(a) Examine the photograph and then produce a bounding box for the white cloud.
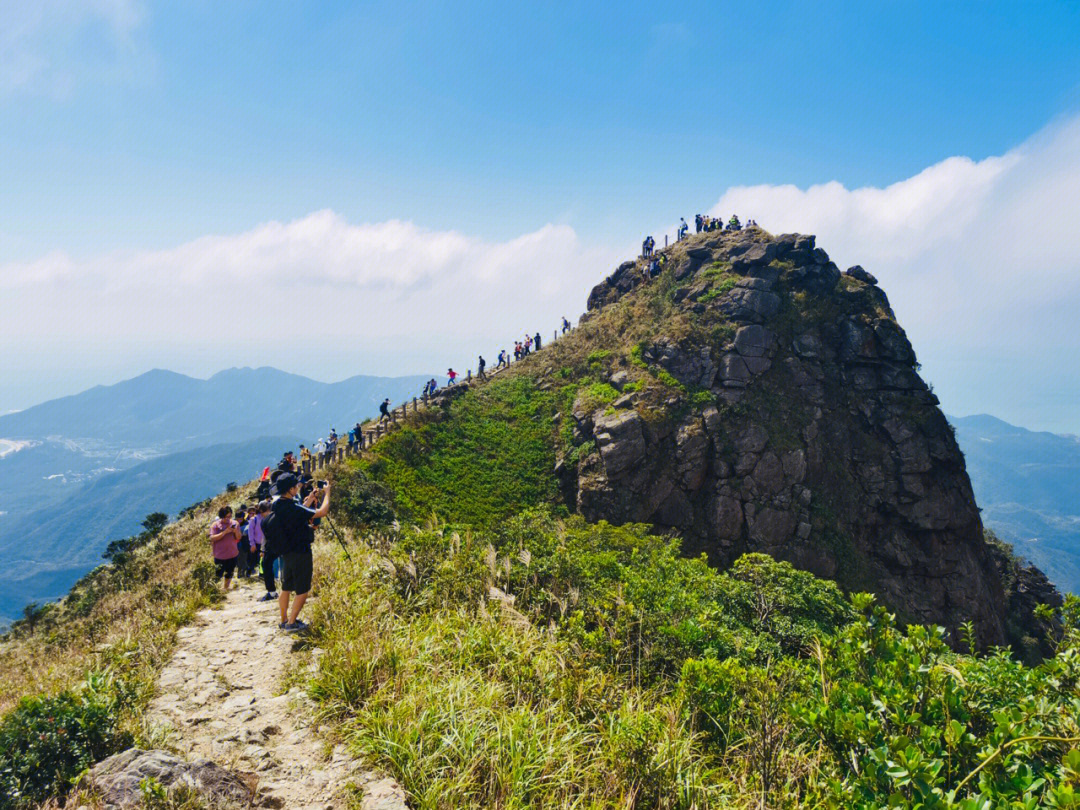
[708,115,1080,432]
[1,212,616,387]
[0,0,147,98]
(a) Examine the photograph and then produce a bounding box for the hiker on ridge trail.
[209,506,241,593]
[379,398,391,423]
[562,317,570,334]
[534,332,541,351]
[299,445,311,471]
[248,502,267,582]
[267,473,330,633]
[478,356,487,379]
[448,368,458,385]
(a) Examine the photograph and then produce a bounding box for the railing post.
[413,396,417,412]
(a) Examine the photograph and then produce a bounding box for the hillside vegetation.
[1,231,1075,809]
[0,493,234,807]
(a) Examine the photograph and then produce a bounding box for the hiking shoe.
[292,619,309,630]
[282,622,307,633]
[259,592,277,602]
[278,621,289,630]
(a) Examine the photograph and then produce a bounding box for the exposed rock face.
[82,749,251,808]
[572,228,1053,647]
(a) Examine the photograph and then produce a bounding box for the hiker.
[255,468,271,501]
[379,398,391,423]
[678,218,688,240]
[299,445,311,472]
[313,437,326,463]
[642,236,652,258]
[235,505,251,578]
[268,473,330,632]
[496,350,506,369]
[209,506,241,592]
[478,356,487,379]
[562,317,570,334]
[513,343,521,362]
[248,502,267,582]
[524,335,532,355]
[534,332,541,351]
[448,368,458,385]
[278,451,296,473]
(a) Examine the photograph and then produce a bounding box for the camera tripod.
[321,515,352,561]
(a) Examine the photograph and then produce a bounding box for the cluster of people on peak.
[642,214,761,259]
[695,213,759,233]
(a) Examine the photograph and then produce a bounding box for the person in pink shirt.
[208,506,241,592]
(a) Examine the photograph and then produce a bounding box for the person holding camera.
[208,506,241,592]
[267,472,330,632]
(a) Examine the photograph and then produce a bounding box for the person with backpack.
[263,473,330,632]
[235,504,251,578]
[247,502,267,580]
[478,356,486,380]
[534,332,541,351]
[379,398,391,422]
[209,506,241,592]
[562,317,571,334]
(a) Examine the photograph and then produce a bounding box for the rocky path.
[146,581,407,810]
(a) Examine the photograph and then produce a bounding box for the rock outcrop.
[564,227,1055,648]
[82,749,251,808]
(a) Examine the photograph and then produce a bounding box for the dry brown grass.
[0,484,253,720]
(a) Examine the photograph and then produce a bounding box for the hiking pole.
[322,515,352,561]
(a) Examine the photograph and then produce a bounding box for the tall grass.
[309,550,730,809]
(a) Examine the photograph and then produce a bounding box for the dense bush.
[312,500,1080,808]
[0,673,131,810]
[330,465,396,528]
[356,375,560,526]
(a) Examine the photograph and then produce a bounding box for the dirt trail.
[147,580,406,810]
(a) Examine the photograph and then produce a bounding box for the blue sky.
[3,1,1080,431]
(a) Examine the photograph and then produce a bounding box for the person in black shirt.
[270,473,330,632]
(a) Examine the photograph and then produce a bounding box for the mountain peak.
[543,226,1057,650]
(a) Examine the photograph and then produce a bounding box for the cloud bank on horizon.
[707,114,1080,433]
[4,115,1079,432]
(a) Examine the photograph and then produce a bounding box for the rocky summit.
[557,226,1057,648]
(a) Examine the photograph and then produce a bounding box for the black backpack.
[261,505,284,556]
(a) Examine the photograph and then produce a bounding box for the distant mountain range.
[951,414,1080,594]
[0,367,430,623]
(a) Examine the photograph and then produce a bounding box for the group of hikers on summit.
[642,213,758,260]
[209,314,573,633]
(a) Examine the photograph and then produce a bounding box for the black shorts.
[214,557,238,580]
[280,552,313,595]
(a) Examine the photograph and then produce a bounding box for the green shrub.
[0,673,131,810]
[578,381,620,410]
[357,376,559,526]
[331,465,396,528]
